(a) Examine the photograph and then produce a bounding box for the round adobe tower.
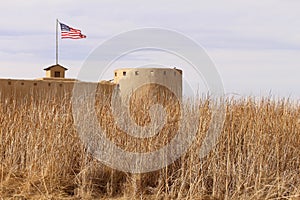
[113,68,182,99]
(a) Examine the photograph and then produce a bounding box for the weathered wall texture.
[0,79,74,100]
[113,68,182,99]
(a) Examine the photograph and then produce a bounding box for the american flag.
[59,22,86,39]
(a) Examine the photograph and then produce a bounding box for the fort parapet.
[0,67,182,102]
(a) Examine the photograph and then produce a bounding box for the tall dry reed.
[0,84,299,199]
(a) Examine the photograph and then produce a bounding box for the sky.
[1,0,300,98]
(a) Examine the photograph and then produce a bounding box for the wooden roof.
[43,64,68,71]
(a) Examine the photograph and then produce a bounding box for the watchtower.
[113,67,182,98]
[44,64,68,78]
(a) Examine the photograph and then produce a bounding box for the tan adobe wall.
[0,79,116,100]
[0,79,72,100]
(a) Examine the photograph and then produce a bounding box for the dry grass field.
[0,83,300,199]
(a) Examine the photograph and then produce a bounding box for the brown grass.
[0,84,300,199]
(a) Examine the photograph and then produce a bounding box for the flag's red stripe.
[60,23,86,39]
[61,33,86,39]
[62,35,86,38]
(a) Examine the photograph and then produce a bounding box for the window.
[123,71,126,76]
[54,71,61,77]
[135,71,139,75]
[115,72,117,76]
[33,83,37,86]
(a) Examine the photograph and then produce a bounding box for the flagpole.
[56,19,59,65]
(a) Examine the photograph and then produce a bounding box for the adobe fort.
[0,64,182,99]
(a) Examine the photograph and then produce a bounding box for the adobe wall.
[0,78,116,101]
[0,79,73,99]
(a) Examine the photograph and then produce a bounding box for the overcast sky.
[1,0,300,98]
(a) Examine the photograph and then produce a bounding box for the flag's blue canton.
[60,23,70,31]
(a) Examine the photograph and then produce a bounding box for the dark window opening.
[135,71,139,75]
[123,71,126,76]
[8,82,11,85]
[33,83,37,86]
[115,72,117,76]
[21,82,24,85]
[48,83,51,86]
[54,71,61,77]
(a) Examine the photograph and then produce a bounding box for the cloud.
[0,0,300,97]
